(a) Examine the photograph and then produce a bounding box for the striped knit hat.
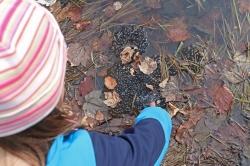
[0,0,67,137]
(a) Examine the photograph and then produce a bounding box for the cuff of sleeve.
[135,107,172,166]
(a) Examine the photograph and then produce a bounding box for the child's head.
[0,0,67,137]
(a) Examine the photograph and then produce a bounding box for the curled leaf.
[120,47,136,64]
[103,91,121,108]
[130,68,135,76]
[104,76,117,90]
[139,57,157,75]
[146,84,154,90]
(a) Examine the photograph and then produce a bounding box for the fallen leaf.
[145,0,161,9]
[104,76,117,90]
[79,76,94,97]
[81,116,98,128]
[103,91,121,108]
[159,78,169,88]
[166,17,190,42]
[67,43,91,67]
[146,84,154,90]
[207,81,234,114]
[120,47,136,64]
[67,5,81,22]
[238,0,250,13]
[82,90,108,118]
[175,108,204,144]
[167,102,187,117]
[139,57,157,75]
[113,1,123,10]
[75,20,91,31]
[130,68,135,76]
[131,52,143,69]
[95,111,105,121]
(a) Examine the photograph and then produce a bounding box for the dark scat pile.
[109,25,163,114]
[109,62,162,114]
[111,25,149,56]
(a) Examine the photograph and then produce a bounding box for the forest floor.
[46,0,250,165]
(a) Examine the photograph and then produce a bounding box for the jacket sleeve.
[46,107,172,166]
[89,107,172,166]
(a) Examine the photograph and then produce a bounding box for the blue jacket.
[47,107,172,166]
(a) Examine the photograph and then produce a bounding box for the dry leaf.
[113,1,123,10]
[104,76,117,90]
[167,102,186,117]
[166,17,190,42]
[81,116,98,128]
[139,57,157,75]
[175,108,203,144]
[67,5,81,22]
[67,43,91,67]
[207,82,234,114]
[130,68,135,76]
[95,111,105,121]
[159,78,169,88]
[146,84,154,90]
[82,90,108,118]
[75,20,91,31]
[79,76,94,97]
[103,91,121,108]
[120,47,136,64]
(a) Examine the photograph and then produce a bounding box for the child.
[0,0,172,166]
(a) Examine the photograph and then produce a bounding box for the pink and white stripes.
[0,0,67,137]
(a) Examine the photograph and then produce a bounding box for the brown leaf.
[120,47,136,64]
[75,20,91,31]
[166,17,190,42]
[95,111,105,121]
[207,82,234,114]
[145,0,161,9]
[51,3,81,22]
[79,76,94,97]
[81,116,98,128]
[67,43,91,67]
[167,102,187,117]
[139,57,157,75]
[103,91,121,108]
[175,108,203,144]
[238,0,250,13]
[67,5,81,22]
[104,76,117,90]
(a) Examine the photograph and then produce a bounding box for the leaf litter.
[50,0,250,165]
